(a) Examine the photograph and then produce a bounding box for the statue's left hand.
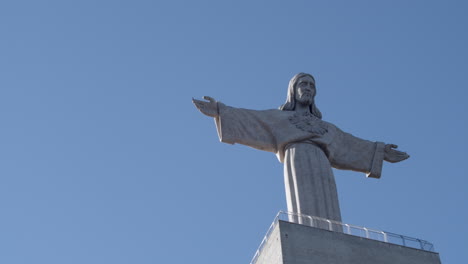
[192,96,219,117]
[384,144,410,163]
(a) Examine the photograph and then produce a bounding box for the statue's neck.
[295,103,310,113]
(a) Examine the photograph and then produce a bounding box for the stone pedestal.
[253,220,441,264]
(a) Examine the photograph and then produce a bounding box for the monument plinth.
[252,212,441,264]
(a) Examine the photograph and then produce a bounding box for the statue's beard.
[296,95,313,106]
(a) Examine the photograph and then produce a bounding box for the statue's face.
[295,76,315,106]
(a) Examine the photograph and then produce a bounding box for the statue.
[192,73,409,222]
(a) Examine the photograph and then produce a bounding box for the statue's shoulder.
[261,108,286,114]
[260,109,295,118]
[231,107,289,116]
[321,118,334,127]
[221,105,294,121]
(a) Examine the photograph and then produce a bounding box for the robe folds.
[214,103,385,222]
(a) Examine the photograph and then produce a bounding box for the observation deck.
[251,211,440,264]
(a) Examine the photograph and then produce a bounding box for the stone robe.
[214,103,385,222]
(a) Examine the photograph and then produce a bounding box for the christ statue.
[192,73,409,222]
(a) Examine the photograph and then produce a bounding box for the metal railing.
[251,211,435,264]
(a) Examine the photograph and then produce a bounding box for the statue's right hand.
[384,144,410,163]
[192,96,219,117]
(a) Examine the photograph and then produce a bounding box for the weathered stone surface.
[253,223,282,264]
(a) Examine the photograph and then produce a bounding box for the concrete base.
[253,220,441,264]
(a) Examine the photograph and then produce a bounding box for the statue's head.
[279,73,322,119]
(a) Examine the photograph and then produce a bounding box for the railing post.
[382,232,388,242]
[345,224,351,234]
[307,215,313,227]
[363,227,369,238]
[418,239,424,250]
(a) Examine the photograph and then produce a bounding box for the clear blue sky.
[1,0,467,263]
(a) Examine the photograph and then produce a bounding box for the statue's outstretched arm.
[192,96,219,117]
[384,144,410,163]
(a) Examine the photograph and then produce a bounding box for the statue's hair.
[279,73,322,119]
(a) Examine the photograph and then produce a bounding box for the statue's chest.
[288,112,328,136]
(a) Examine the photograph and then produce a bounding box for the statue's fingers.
[397,153,410,161]
[203,96,215,103]
[396,152,409,160]
[193,101,207,110]
[394,150,407,156]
